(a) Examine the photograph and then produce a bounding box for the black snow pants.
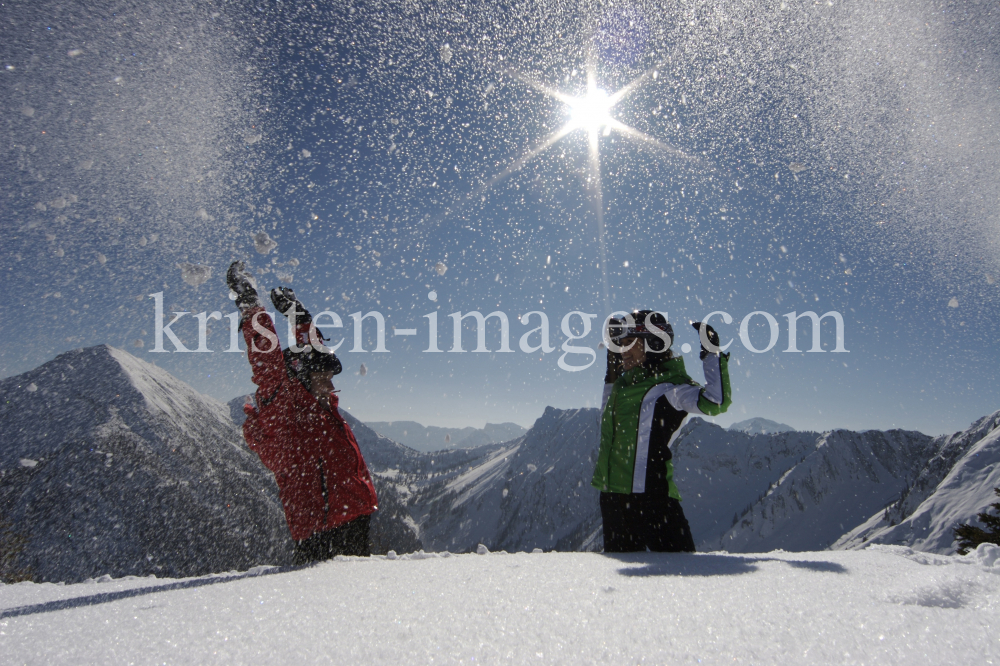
[600,491,696,553]
[293,514,371,565]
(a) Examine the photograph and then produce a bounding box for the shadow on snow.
[0,564,305,620]
[606,552,848,577]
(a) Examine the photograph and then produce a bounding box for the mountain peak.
[0,345,230,469]
[728,417,795,435]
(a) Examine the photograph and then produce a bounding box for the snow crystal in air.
[139,236,147,247]
[195,208,211,221]
[359,363,367,376]
[789,162,808,173]
[287,258,299,267]
[79,159,93,170]
[179,262,212,287]
[96,252,107,265]
[253,231,277,255]
[26,383,37,392]
[55,248,65,258]
[439,43,453,64]
[428,290,437,301]
[34,202,46,212]
[276,273,293,283]
[948,297,959,308]
[21,107,34,117]
[245,133,261,145]
[19,458,38,467]
[51,196,67,209]
[134,339,144,348]
[434,261,447,276]
[301,149,311,158]
[987,275,996,285]
[681,343,692,354]
[67,49,83,57]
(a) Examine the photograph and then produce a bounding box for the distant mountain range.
[3,346,999,583]
[363,420,527,452]
[728,417,795,435]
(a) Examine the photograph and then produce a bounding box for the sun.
[568,87,614,134]
[443,55,698,308]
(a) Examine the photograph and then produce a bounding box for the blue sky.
[2,0,998,434]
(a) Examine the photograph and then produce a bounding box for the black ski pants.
[293,514,371,565]
[600,491,696,553]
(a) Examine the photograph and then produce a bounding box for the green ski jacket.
[592,353,732,497]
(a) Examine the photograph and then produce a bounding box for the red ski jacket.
[240,306,377,540]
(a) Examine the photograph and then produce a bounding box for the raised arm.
[661,322,732,416]
[227,261,287,398]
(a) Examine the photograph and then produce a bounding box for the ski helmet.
[610,309,673,353]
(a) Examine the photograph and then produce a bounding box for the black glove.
[270,286,311,321]
[272,287,327,350]
[691,321,721,360]
[226,261,261,313]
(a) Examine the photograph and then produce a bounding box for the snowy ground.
[2,546,998,664]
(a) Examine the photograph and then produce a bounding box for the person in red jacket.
[227,261,378,564]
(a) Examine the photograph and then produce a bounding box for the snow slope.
[705,426,936,552]
[1,546,999,664]
[836,412,1000,553]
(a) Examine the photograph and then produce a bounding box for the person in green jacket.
[592,310,732,552]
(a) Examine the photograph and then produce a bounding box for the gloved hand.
[226,261,261,313]
[270,286,311,321]
[271,286,328,351]
[691,321,721,360]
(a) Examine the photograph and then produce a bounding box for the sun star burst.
[444,57,696,307]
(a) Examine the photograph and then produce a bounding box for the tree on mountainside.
[953,487,1000,555]
[0,514,32,583]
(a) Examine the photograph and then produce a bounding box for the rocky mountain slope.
[0,346,292,582]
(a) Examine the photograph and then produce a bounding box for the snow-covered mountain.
[410,407,601,553]
[0,346,292,582]
[728,417,795,435]
[5,346,998,583]
[407,408,1000,556]
[694,425,936,552]
[364,420,527,452]
[834,410,1000,552]
[0,346,427,583]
